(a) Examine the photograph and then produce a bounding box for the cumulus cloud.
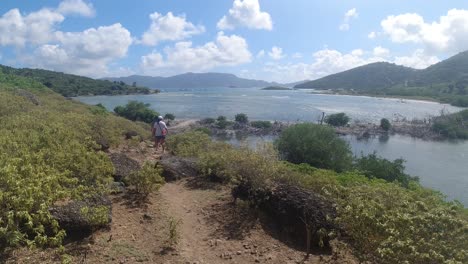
[393,49,440,69]
[268,46,284,60]
[292,52,303,59]
[217,0,272,30]
[0,8,64,47]
[140,12,205,46]
[141,32,252,75]
[381,9,468,53]
[368,31,377,39]
[57,0,95,17]
[373,46,390,57]
[339,8,358,31]
[256,49,265,58]
[29,23,133,77]
[0,1,134,77]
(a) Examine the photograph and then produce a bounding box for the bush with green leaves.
[217,115,227,122]
[126,162,165,196]
[164,113,176,121]
[250,120,272,129]
[354,153,417,187]
[0,72,151,252]
[200,117,215,124]
[432,109,468,139]
[235,113,249,123]
[114,101,159,123]
[325,112,350,127]
[380,118,391,131]
[275,123,353,172]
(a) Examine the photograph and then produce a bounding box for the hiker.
[152,115,168,153]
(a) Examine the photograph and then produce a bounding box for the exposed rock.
[233,182,337,250]
[49,195,111,235]
[109,153,141,182]
[94,137,110,152]
[124,130,141,140]
[158,156,198,182]
[15,89,41,105]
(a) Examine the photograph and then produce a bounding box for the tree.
[164,113,176,121]
[235,113,249,123]
[325,113,350,127]
[113,101,158,123]
[275,123,353,172]
[380,118,391,131]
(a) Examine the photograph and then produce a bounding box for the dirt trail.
[157,179,358,264]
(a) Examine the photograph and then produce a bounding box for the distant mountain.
[283,80,310,88]
[294,51,468,107]
[104,72,276,89]
[0,65,151,97]
[295,62,416,90]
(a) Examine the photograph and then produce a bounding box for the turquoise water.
[76,87,461,123]
[76,87,468,206]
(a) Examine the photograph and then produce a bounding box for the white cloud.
[217,0,272,30]
[268,46,284,60]
[256,49,265,58]
[30,23,133,77]
[394,49,440,69]
[368,31,377,39]
[373,46,390,57]
[140,12,205,46]
[292,52,303,59]
[57,0,95,17]
[381,9,468,53]
[339,8,358,31]
[141,32,252,75]
[0,8,64,47]
[262,48,385,83]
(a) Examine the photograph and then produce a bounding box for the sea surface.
[76,87,468,206]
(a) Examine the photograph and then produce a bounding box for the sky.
[1,0,468,83]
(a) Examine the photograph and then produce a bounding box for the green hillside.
[295,62,415,90]
[295,51,468,106]
[0,65,152,97]
[0,71,151,250]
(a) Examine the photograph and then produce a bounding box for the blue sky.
[1,0,468,82]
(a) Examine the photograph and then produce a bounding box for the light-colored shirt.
[153,121,167,136]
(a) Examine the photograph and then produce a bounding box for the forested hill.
[104,72,276,89]
[295,51,468,106]
[295,62,415,90]
[0,65,152,97]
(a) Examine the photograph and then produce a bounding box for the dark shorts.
[155,135,166,140]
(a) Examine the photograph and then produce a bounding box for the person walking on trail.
[152,115,168,153]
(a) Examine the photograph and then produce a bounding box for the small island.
[261,86,292,90]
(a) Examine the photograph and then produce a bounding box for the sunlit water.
[76,87,468,206]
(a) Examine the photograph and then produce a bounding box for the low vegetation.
[380,118,391,131]
[167,130,468,264]
[114,101,159,123]
[250,120,272,129]
[432,109,468,139]
[0,71,150,252]
[235,113,249,123]
[275,123,353,172]
[325,112,350,127]
[126,162,165,196]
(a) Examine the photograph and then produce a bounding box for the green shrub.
[193,127,212,135]
[127,162,165,196]
[216,120,231,129]
[380,118,391,131]
[166,131,213,157]
[114,101,159,123]
[235,113,249,123]
[432,109,468,139]
[354,153,417,187]
[250,120,272,129]
[275,123,353,172]
[164,113,176,121]
[325,112,350,127]
[200,118,215,124]
[217,115,227,122]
